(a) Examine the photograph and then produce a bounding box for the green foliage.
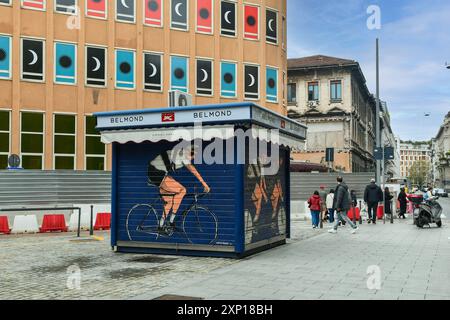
[408,161,431,186]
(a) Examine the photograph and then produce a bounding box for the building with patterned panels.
[0,0,288,170]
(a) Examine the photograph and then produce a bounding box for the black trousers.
[367,202,379,222]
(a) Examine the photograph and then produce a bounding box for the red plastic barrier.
[94,213,111,230]
[377,205,385,219]
[348,207,361,220]
[0,216,11,234]
[39,214,68,233]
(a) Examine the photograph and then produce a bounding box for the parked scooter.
[413,197,443,228]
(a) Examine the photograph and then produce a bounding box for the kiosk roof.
[94,102,307,141]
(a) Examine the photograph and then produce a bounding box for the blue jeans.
[333,211,357,230]
[328,209,335,223]
[311,210,320,227]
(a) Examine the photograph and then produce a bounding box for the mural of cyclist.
[147,144,210,233]
[248,158,268,225]
[268,157,284,221]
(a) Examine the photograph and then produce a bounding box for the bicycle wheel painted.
[183,206,218,245]
[126,204,159,241]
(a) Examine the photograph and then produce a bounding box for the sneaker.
[368,220,372,224]
[350,227,358,234]
[328,229,337,234]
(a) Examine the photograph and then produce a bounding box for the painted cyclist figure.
[147,144,210,234]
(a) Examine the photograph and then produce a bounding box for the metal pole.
[376,38,381,185]
[77,208,81,238]
[90,205,94,236]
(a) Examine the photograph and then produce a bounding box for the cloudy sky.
[287,0,450,141]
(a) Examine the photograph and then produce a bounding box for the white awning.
[100,125,305,150]
[100,125,236,145]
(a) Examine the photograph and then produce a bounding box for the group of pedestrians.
[307,176,411,234]
[307,176,358,234]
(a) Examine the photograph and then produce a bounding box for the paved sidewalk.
[1,214,449,300]
[138,218,450,300]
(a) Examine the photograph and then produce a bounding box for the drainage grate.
[153,295,204,300]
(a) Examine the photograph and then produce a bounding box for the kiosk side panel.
[115,141,238,254]
[243,146,289,252]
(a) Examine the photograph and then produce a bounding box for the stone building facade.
[434,112,450,191]
[287,55,375,173]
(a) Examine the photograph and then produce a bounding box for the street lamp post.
[376,38,381,184]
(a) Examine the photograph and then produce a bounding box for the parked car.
[433,189,448,198]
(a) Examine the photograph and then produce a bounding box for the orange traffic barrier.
[39,214,68,233]
[0,216,11,234]
[94,212,111,230]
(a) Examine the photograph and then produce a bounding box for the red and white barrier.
[11,215,39,234]
[39,214,68,233]
[0,216,11,234]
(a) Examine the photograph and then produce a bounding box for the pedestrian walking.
[384,187,394,216]
[364,179,383,224]
[318,185,328,223]
[326,189,335,223]
[308,191,323,229]
[328,177,358,234]
[398,187,407,219]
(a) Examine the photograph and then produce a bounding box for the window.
[86,0,107,19]
[266,9,278,45]
[116,0,136,23]
[86,46,107,87]
[287,83,297,103]
[54,42,77,85]
[282,16,286,50]
[330,80,342,101]
[196,59,213,96]
[0,35,12,80]
[220,61,237,98]
[144,52,163,92]
[244,64,259,100]
[144,0,163,27]
[308,82,319,101]
[196,0,213,34]
[220,0,236,37]
[55,0,77,14]
[0,0,12,6]
[115,49,135,89]
[21,0,45,10]
[21,112,44,170]
[85,116,105,170]
[244,4,259,40]
[171,0,188,31]
[54,114,76,170]
[0,110,10,169]
[21,38,45,82]
[266,67,278,103]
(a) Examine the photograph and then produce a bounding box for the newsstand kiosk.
[95,103,307,258]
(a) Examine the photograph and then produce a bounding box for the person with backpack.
[328,176,358,234]
[364,179,383,224]
[308,191,323,229]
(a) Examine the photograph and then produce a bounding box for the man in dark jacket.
[364,179,383,224]
[329,176,358,234]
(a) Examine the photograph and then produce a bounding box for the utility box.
[95,103,307,258]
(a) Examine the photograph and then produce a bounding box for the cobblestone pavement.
[1,199,449,300]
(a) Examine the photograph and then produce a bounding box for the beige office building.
[0,0,288,171]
